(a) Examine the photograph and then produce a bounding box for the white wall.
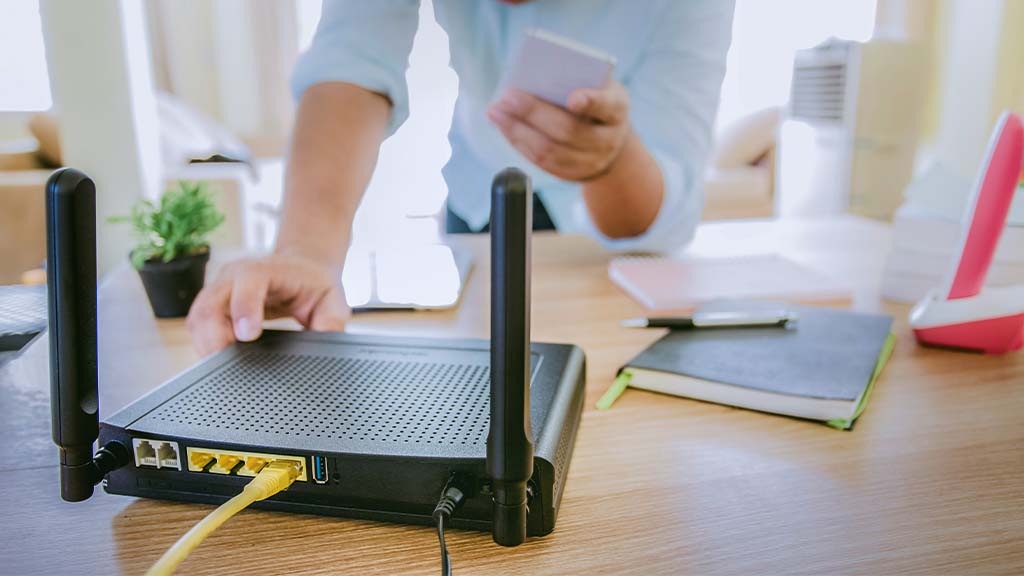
[145,0,299,155]
[0,0,51,140]
[931,0,1005,178]
[40,0,162,275]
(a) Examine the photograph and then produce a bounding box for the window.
[0,0,52,111]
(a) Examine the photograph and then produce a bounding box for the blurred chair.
[0,110,250,283]
[0,141,49,285]
[702,107,780,220]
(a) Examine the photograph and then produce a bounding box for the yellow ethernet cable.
[145,460,303,576]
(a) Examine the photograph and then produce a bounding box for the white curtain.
[145,0,300,157]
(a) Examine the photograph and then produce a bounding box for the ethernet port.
[133,439,157,468]
[237,456,271,477]
[190,451,215,471]
[156,442,181,470]
[210,454,243,475]
[184,447,308,482]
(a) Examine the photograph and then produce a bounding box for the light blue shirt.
[293,0,734,252]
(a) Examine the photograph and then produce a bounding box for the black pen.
[621,309,798,329]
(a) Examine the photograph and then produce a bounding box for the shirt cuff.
[290,50,410,137]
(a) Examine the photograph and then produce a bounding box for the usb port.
[311,455,328,484]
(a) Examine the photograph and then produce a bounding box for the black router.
[48,167,585,548]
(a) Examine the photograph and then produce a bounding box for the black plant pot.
[136,250,210,318]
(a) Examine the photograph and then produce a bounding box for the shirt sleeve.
[585,0,734,254]
[291,0,421,136]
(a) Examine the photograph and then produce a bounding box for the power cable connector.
[433,475,468,576]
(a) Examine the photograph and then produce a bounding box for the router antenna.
[487,167,535,547]
[46,168,128,501]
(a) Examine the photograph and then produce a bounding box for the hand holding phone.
[501,28,616,108]
[488,29,628,182]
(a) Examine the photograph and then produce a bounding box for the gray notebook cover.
[625,306,893,401]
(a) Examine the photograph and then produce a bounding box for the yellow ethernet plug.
[145,459,305,576]
[185,447,308,482]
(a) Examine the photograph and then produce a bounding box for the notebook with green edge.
[598,306,895,430]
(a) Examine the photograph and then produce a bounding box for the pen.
[621,309,798,329]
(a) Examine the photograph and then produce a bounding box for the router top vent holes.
[149,352,491,446]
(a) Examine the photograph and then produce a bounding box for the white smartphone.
[501,28,616,108]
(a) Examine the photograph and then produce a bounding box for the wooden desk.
[2,217,1022,575]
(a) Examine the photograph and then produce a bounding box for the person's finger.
[186,280,235,356]
[308,285,350,332]
[229,265,269,342]
[568,83,628,125]
[488,107,586,173]
[493,90,592,146]
[489,107,548,157]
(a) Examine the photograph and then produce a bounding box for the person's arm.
[488,0,734,251]
[278,0,419,266]
[276,83,390,269]
[186,0,420,356]
[579,132,663,239]
[186,83,389,356]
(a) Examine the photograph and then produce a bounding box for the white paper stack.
[610,253,850,311]
[881,205,1024,302]
[881,160,1024,303]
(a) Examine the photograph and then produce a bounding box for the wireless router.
[47,168,586,554]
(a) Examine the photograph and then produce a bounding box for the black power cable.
[433,477,467,576]
[437,513,452,576]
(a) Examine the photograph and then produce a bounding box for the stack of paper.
[881,205,1024,302]
[882,162,1024,302]
[609,254,850,311]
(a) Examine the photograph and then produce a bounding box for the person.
[186,0,734,355]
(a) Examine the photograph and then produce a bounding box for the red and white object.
[910,111,1024,354]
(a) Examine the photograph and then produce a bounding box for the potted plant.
[112,181,225,318]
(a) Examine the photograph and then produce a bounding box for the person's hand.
[486,81,631,182]
[186,254,349,356]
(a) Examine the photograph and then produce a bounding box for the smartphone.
[501,28,616,108]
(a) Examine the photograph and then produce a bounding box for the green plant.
[111,181,225,269]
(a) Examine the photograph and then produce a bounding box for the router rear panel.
[100,331,585,535]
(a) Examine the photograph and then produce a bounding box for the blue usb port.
[311,455,328,484]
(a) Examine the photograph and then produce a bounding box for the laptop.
[0,284,47,351]
[344,244,474,311]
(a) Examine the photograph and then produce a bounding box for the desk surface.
[2,217,1023,575]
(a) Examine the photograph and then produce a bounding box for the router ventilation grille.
[149,351,491,446]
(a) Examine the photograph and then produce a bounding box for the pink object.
[913,313,1024,354]
[910,111,1024,354]
[945,112,1024,299]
